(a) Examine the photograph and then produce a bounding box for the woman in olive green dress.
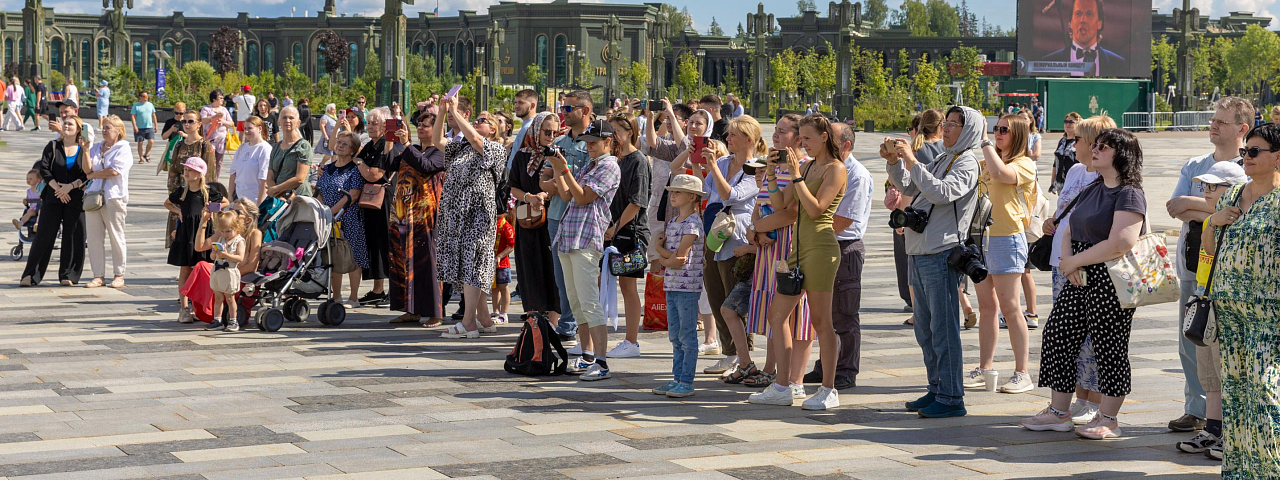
[1202,123,1280,479]
[748,114,847,411]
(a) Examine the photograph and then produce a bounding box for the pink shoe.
[1075,415,1123,440]
[1021,406,1073,432]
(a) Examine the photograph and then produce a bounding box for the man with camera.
[543,90,596,350]
[881,106,986,419]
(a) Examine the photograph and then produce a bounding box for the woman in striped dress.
[742,113,812,391]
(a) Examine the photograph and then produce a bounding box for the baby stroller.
[240,194,347,331]
[9,215,37,261]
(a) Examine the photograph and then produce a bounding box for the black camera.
[948,241,988,284]
[889,206,929,233]
[541,145,562,157]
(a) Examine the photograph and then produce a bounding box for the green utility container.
[999,78,1153,132]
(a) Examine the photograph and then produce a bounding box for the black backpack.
[504,313,569,376]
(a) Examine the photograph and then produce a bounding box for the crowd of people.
[8,80,1280,477]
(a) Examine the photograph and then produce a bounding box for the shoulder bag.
[1027,183,1093,272]
[775,163,813,296]
[706,168,748,253]
[358,172,393,210]
[1183,188,1242,347]
[607,240,647,277]
[515,202,547,229]
[1105,207,1181,309]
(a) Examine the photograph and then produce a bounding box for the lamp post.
[603,14,625,102]
[578,49,589,89]
[566,44,576,88]
[1173,0,1198,111]
[696,49,706,96]
[475,44,489,111]
[830,0,859,120]
[746,3,774,118]
[651,11,672,98]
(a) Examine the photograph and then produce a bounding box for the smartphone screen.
[206,202,222,213]
[691,136,708,165]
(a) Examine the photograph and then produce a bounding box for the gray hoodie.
[887,106,984,256]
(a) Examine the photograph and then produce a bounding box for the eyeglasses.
[559,105,579,114]
[1205,183,1231,193]
[993,126,1011,135]
[1063,119,1077,125]
[942,121,961,129]
[181,120,198,125]
[1240,146,1280,158]
[1091,143,1112,153]
[1210,119,1239,128]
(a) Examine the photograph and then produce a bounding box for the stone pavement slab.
[0,127,1223,478]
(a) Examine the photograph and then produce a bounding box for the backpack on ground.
[504,313,569,376]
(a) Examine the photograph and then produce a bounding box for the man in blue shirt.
[546,90,596,346]
[130,92,158,163]
[506,89,539,169]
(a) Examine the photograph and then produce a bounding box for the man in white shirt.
[804,122,872,391]
[1164,96,1251,437]
[232,85,256,141]
[506,89,539,169]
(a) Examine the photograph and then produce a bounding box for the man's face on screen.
[1071,0,1102,47]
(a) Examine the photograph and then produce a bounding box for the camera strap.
[917,150,968,219]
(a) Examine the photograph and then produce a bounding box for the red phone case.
[384,119,402,142]
[691,137,708,164]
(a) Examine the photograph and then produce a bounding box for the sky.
[0,0,1273,29]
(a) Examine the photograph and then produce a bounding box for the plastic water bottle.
[760,204,778,240]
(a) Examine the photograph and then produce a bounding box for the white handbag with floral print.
[1106,231,1181,309]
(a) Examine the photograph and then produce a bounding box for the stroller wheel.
[284,298,309,323]
[317,301,333,326]
[324,302,346,327]
[10,245,22,261]
[259,308,286,332]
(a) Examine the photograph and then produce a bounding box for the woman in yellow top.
[748,114,847,411]
[963,113,1040,395]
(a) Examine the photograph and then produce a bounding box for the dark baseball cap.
[58,98,79,109]
[577,118,614,142]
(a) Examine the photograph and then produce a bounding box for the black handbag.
[607,240,647,277]
[1028,184,1091,272]
[1183,189,1241,347]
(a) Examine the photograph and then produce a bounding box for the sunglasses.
[181,119,198,125]
[1240,146,1280,158]
[1091,143,1112,153]
[993,126,1011,135]
[473,118,490,126]
[358,101,366,105]
[1063,119,1077,125]
[559,105,578,114]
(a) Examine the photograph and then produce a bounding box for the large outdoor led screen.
[1016,0,1153,78]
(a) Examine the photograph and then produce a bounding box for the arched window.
[347,43,358,85]
[554,35,567,85]
[316,43,327,79]
[80,39,90,85]
[264,43,275,73]
[98,38,109,65]
[292,42,303,69]
[163,41,174,60]
[535,35,547,82]
[4,38,13,66]
[198,42,209,64]
[411,42,421,55]
[455,41,465,75]
[181,41,193,65]
[147,41,158,67]
[248,42,261,74]
[426,41,436,60]
[50,38,63,73]
[133,41,143,76]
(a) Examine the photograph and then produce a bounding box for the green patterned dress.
[1210,183,1280,479]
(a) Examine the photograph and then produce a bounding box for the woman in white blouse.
[82,115,132,289]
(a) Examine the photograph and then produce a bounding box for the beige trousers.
[85,198,127,278]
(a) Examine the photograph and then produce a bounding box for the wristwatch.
[981,139,995,149]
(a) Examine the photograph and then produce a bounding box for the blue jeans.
[547,219,576,336]
[909,252,965,406]
[667,290,701,384]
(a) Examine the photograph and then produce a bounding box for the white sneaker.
[1071,402,1100,425]
[1001,372,1035,393]
[178,308,194,324]
[963,367,993,388]
[698,342,721,355]
[704,356,738,374]
[801,386,840,410]
[578,363,611,381]
[791,383,806,399]
[566,343,584,355]
[608,341,641,358]
[748,384,795,406]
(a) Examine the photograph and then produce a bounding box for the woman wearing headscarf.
[386,111,449,326]
[508,111,562,322]
[354,107,394,307]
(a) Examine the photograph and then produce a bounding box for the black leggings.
[1037,242,1135,397]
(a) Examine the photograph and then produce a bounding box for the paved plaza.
[0,126,1222,479]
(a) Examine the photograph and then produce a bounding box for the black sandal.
[742,368,775,388]
[724,362,757,384]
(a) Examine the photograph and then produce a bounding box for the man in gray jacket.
[882,106,984,418]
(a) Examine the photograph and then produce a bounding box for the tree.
[209,26,243,75]
[316,30,350,85]
[524,64,546,90]
[797,0,816,14]
[769,49,800,107]
[736,23,746,42]
[926,0,960,37]
[913,53,946,109]
[853,47,889,99]
[1225,24,1280,96]
[957,0,979,37]
[949,45,985,108]
[1150,37,1177,89]
[621,61,651,98]
[863,0,889,29]
[1190,34,1232,97]
[659,4,692,33]
[674,50,702,98]
[898,0,932,37]
[797,45,836,104]
[576,56,595,88]
[708,17,724,36]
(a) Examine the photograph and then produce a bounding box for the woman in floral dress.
[1202,123,1280,479]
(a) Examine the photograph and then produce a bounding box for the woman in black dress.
[297,98,313,147]
[507,112,562,320]
[165,157,226,323]
[355,107,393,307]
[20,116,88,287]
[386,111,449,326]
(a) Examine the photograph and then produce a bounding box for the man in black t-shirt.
[33,76,48,130]
[700,94,729,142]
